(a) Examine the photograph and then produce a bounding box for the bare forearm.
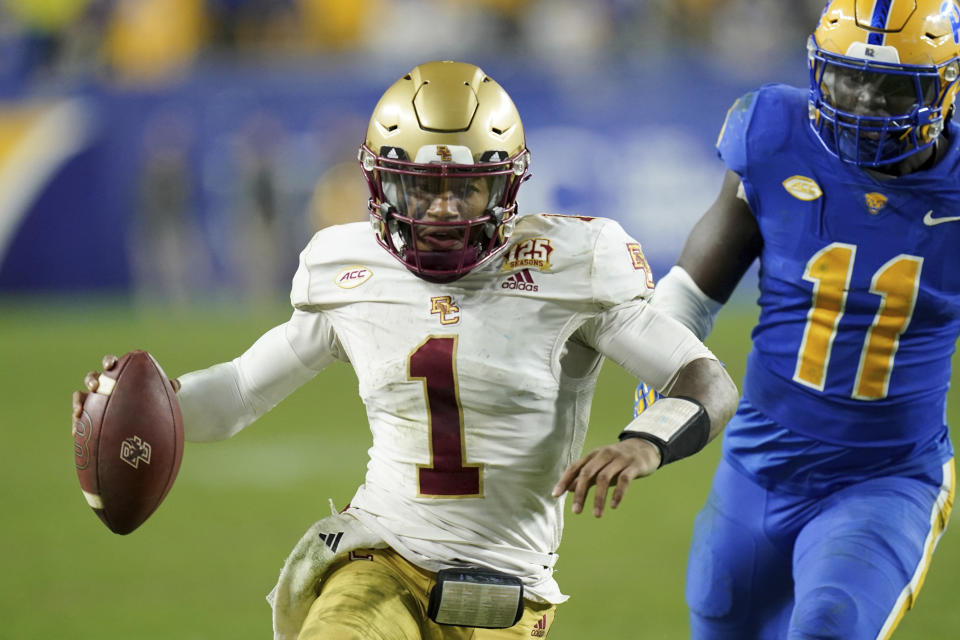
[662,357,738,441]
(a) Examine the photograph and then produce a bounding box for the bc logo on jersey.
[430,296,460,325]
[626,243,655,289]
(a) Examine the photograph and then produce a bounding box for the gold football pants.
[297,548,557,639]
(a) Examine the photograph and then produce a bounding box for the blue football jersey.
[719,84,960,450]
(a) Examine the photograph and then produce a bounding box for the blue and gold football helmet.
[808,0,960,167]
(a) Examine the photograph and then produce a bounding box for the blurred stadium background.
[2,1,957,638]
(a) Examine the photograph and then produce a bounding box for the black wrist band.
[618,396,710,466]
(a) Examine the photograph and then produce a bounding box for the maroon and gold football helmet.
[359,61,530,282]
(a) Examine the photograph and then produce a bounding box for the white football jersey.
[281,213,706,603]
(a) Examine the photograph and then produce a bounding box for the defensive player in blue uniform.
[632,1,959,638]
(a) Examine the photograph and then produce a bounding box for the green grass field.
[3,297,957,639]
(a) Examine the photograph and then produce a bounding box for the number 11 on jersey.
[409,336,483,498]
[795,242,922,400]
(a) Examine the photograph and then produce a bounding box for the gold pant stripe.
[877,458,955,640]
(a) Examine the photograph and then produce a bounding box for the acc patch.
[626,243,655,289]
[782,175,823,201]
[334,266,373,289]
[864,192,888,215]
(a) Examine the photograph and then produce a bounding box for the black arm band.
[618,396,710,467]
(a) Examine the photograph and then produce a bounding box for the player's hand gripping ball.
[72,351,183,535]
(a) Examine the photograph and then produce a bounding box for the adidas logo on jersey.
[530,614,547,637]
[317,531,343,552]
[502,269,539,292]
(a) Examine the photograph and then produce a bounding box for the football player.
[74,61,738,639]
[632,1,960,638]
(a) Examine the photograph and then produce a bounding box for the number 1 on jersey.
[794,243,855,391]
[409,336,482,497]
[854,254,922,399]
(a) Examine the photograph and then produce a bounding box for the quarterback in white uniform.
[75,61,738,639]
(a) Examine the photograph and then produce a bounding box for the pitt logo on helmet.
[945,1,960,43]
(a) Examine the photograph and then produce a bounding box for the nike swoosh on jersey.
[923,210,960,226]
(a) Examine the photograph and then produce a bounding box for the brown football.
[73,350,184,534]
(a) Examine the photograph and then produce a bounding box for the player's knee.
[789,586,858,640]
[685,508,736,621]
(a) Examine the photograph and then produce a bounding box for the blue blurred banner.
[0,57,804,295]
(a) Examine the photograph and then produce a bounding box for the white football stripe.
[96,374,116,396]
[82,490,104,509]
